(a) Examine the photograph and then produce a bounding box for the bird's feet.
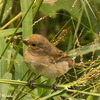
[27,76,41,89]
[27,80,35,89]
[51,78,58,91]
[51,83,57,91]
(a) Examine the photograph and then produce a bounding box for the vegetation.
[0,0,100,99]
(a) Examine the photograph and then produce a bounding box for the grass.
[0,0,100,100]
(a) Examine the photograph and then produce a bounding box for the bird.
[22,34,76,90]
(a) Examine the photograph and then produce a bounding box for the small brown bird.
[22,34,76,90]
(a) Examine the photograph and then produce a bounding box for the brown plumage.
[22,34,76,79]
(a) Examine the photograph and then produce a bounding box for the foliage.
[0,0,100,100]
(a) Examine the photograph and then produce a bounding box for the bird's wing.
[49,45,76,68]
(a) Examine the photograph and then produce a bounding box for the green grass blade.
[0,0,8,25]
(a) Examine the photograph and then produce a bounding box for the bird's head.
[22,34,52,55]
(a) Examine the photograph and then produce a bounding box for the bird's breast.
[24,50,71,78]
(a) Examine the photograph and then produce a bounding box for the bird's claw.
[51,84,57,91]
[27,80,34,89]
[51,78,58,91]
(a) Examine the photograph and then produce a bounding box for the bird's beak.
[22,38,29,45]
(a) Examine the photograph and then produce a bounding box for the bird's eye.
[31,44,36,46]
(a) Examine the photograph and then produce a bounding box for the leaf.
[40,0,81,19]
[0,37,8,78]
[0,28,22,37]
[39,90,66,100]
[0,72,12,100]
[39,78,55,97]
[53,96,62,100]
[1,0,13,23]
[12,49,28,80]
[68,43,100,57]
[20,0,33,38]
